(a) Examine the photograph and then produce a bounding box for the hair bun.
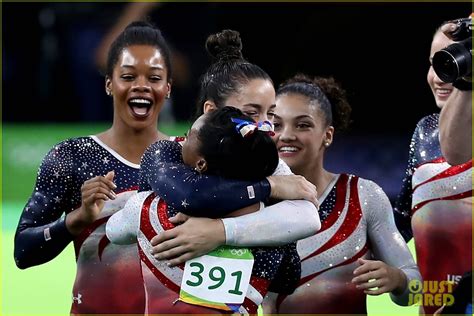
[125,21,154,30]
[205,29,243,61]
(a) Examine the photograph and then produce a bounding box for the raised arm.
[358,179,421,306]
[139,140,272,216]
[437,20,472,165]
[150,159,320,266]
[14,142,76,269]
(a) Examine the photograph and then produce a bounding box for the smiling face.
[106,45,171,130]
[273,93,334,176]
[208,78,276,122]
[427,31,455,109]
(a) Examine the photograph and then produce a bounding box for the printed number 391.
[185,262,243,295]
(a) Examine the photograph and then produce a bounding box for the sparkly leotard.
[277,174,421,314]
[107,140,303,314]
[394,114,472,315]
[14,136,274,314]
[14,136,145,314]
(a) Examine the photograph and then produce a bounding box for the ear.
[203,100,217,114]
[166,82,172,96]
[195,158,208,173]
[324,126,335,147]
[105,76,112,95]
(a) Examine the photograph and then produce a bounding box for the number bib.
[179,246,254,311]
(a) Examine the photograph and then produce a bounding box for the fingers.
[352,270,382,285]
[153,244,189,262]
[81,173,117,204]
[440,22,457,37]
[151,236,183,257]
[150,230,177,247]
[82,173,117,191]
[355,278,385,290]
[167,253,195,267]
[353,258,375,275]
[364,287,387,296]
[82,183,117,202]
[169,212,190,224]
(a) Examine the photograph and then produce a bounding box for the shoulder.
[142,140,183,165]
[414,113,439,135]
[146,139,182,153]
[353,176,392,220]
[272,158,293,176]
[353,176,389,200]
[42,137,89,160]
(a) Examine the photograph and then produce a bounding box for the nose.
[278,125,296,142]
[132,76,151,93]
[256,113,268,123]
[430,66,448,85]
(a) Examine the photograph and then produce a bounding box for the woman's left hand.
[351,258,407,296]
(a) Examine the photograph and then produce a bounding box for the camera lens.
[432,39,472,83]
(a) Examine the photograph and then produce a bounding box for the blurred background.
[2,1,471,315]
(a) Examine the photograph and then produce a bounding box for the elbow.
[291,201,320,239]
[312,207,322,233]
[15,259,29,270]
[13,248,31,270]
[306,203,321,233]
[443,152,471,166]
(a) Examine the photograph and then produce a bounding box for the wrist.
[392,268,408,296]
[213,219,226,246]
[266,176,277,198]
[65,207,91,236]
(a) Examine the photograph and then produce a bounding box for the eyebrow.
[242,103,277,109]
[274,114,313,120]
[120,65,165,71]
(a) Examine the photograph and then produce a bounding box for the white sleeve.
[222,158,321,246]
[223,199,320,246]
[360,179,421,306]
[106,191,148,245]
[272,158,293,176]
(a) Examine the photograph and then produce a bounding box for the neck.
[97,123,167,164]
[298,158,335,199]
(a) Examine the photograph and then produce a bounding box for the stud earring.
[324,142,330,147]
[106,90,112,96]
[166,92,171,99]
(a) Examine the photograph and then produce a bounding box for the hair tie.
[231,118,275,137]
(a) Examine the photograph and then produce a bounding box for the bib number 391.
[180,246,254,309]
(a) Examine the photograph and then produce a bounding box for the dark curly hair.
[195,29,272,118]
[277,74,352,132]
[106,21,172,82]
[197,106,279,180]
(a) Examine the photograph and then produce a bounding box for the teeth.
[437,89,451,94]
[279,146,298,152]
[129,98,151,105]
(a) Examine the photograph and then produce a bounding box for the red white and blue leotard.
[394,114,472,315]
[107,140,308,314]
[278,174,420,314]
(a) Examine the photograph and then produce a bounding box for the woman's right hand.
[150,216,225,267]
[267,174,319,207]
[66,171,116,235]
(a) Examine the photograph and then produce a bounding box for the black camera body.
[432,17,472,84]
